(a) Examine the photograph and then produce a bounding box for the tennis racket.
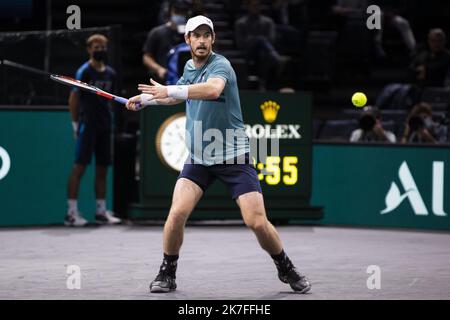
[50,74,145,109]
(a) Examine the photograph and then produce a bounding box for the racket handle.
[114,96,144,110]
[113,96,128,104]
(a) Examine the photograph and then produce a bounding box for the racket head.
[50,74,128,105]
[50,74,101,94]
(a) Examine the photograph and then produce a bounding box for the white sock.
[68,199,78,213]
[96,199,106,214]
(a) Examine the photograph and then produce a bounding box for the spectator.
[270,0,308,57]
[143,0,190,84]
[235,0,282,90]
[376,29,450,109]
[400,102,447,144]
[158,0,203,24]
[331,0,416,59]
[270,0,309,30]
[157,0,171,25]
[350,106,396,143]
[374,2,416,59]
[409,29,450,88]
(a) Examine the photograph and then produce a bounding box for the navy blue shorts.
[178,153,262,200]
[75,122,111,166]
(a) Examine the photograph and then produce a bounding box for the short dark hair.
[361,106,381,119]
[86,34,108,48]
[428,28,446,42]
[410,102,432,117]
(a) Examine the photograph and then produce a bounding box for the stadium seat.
[316,119,359,141]
[420,87,450,111]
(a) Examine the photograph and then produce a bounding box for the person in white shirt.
[350,106,397,143]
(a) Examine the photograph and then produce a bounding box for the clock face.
[156,113,189,172]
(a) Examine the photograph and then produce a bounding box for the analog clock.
[155,112,189,172]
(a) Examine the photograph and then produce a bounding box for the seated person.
[235,0,282,90]
[409,29,450,88]
[401,102,448,144]
[376,29,450,109]
[332,0,416,58]
[350,106,396,143]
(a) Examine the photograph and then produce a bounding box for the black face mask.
[93,50,107,62]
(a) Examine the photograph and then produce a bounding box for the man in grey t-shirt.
[127,15,311,295]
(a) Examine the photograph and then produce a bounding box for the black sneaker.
[278,267,311,293]
[149,271,177,293]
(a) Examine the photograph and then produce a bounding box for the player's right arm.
[126,77,185,111]
[68,91,79,138]
[125,94,182,111]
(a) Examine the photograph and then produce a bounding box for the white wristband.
[140,93,159,106]
[167,85,188,100]
[72,121,78,132]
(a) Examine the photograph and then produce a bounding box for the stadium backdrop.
[0,92,449,230]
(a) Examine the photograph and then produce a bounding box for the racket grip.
[113,96,128,104]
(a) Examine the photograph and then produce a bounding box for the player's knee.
[168,207,190,225]
[73,164,86,177]
[244,215,268,233]
[95,166,107,178]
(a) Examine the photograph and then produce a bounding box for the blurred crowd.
[349,103,448,144]
[141,0,449,144]
[349,26,449,145]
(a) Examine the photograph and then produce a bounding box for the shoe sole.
[64,221,88,227]
[95,221,121,225]
[292,284,312,294]
[280,276,312,294]
[95,218,122,224]
[150,285,175,293]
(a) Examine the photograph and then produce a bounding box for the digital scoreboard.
[129,91,323,222]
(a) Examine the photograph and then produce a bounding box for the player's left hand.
[138,78,168,100]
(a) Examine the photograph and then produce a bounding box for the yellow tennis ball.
[352,92,367,107]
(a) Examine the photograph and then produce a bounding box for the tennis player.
[126,16,311,294]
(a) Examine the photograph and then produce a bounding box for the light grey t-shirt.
[177,52,249,165]
[350,128,397,143]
